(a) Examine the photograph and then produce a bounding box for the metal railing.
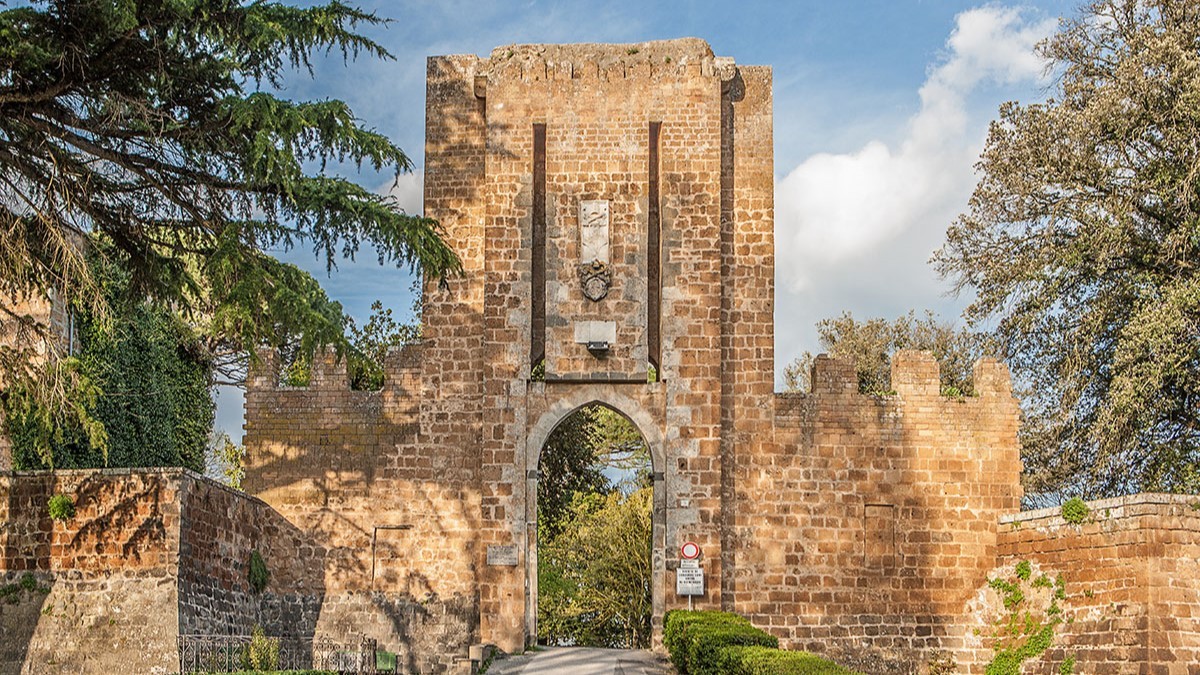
[178,634,394,674]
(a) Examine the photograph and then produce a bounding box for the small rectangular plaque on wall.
[579,200,610,264]
[486,544,519,566]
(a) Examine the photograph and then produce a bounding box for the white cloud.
[772,6,1055,380]
[776,6,1054,292]
[379,171,425,215]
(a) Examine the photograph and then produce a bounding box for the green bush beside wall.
[664,610,860,675]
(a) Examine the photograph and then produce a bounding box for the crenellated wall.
[243,345,481,674]
[6,37,1200,675]
[733,351,1023,673]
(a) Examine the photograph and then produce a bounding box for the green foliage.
[1059,654,1077,674]
[988,577,1025,611]
[662,611,854,675]
[986,622,1056,675]
[346,294,421,391]
[536,404,654,649]
[1015,560,1032,581]
[537,488,652,648]
[241,625,280,671]
[934,0,1200,498]
[716,645,860,675]
[0,573,50,605]
[46,493,74,522]
[374,650,396,672]
[1061,498,1089,525]
[782,310,986,395]
[207,432,246,490]
[277,286,422,391]
[538,410,612,539]
[5,248,213,471]
[248,550,270,594]
[985,561,1072,675]
[0,0,460,463]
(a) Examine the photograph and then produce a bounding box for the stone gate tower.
[421,37,774,651]
[245,38,1027,674]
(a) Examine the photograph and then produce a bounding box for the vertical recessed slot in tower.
[647,121,662,374]
[531,123,547,371]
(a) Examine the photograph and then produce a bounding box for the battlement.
[247,344,426,393]
[464,38,739,85]
[805,349,1014,399]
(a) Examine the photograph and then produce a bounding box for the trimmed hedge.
[664,610,777,675]
[664,610,861,675]
[717,645,860,674]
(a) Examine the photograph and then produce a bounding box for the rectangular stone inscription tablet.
[486,544,519,566]
[579,200,610,264]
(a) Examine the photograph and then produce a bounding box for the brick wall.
[243,346,480,673]
[0,470,182,674]
[731,352,1023,673]
[1,465,481,675]
[956,493,1200,674]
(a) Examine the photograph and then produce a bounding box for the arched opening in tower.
[535,403,653,649]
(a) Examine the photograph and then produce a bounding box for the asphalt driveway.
[485,647,674,675]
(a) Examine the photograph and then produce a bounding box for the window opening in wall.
[531,123,547,372]
[647,122,662,376]
[536,404,652,649]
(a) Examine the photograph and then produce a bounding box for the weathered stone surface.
[5,38,1200,675]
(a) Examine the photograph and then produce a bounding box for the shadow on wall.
[748,352,1022,674]
[0,470,183,675]
[1,472,53,673]
[242,339,484,672]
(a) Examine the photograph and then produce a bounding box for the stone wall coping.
[1000,492,1200,526]
[1,466,270,508]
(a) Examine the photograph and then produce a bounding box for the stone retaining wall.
[960,494,1200,674]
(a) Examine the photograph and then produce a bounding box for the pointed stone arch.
[522,385,668,645]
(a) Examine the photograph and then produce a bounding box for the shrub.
[216,667,336,672]
[47,493,75,522]
[664,610,777,675]
[1060,498,1089,524]
[248,550,270,594]
[717,645,860,675]
[240,625,279,671]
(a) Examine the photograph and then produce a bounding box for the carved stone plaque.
[579,260,611,302]
[579,200,611,301]
[579,200,610,264]
[486,544,519,566]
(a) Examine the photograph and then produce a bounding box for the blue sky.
[215,0,1079,441]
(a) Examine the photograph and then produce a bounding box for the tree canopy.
[783,311,986,396]
[5,246,213,470]
[935,0,1200,497]
[536,405,653,647]
[0,0,459,461]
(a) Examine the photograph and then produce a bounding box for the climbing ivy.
[984,561,1075,675]
[3,247,213,472]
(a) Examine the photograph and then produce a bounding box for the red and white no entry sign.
[680,541,701,560]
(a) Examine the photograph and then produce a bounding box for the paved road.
[485,647,674,675]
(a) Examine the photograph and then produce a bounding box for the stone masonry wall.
[0,470,182,675]
[733,352,1024,674]
[243,346,480,674]
[954,493,1200,674]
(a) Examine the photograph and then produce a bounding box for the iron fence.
[178,634,393,674]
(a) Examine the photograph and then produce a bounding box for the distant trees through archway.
[536,403,653,649]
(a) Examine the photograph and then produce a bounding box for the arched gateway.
[244,39,1025,674]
